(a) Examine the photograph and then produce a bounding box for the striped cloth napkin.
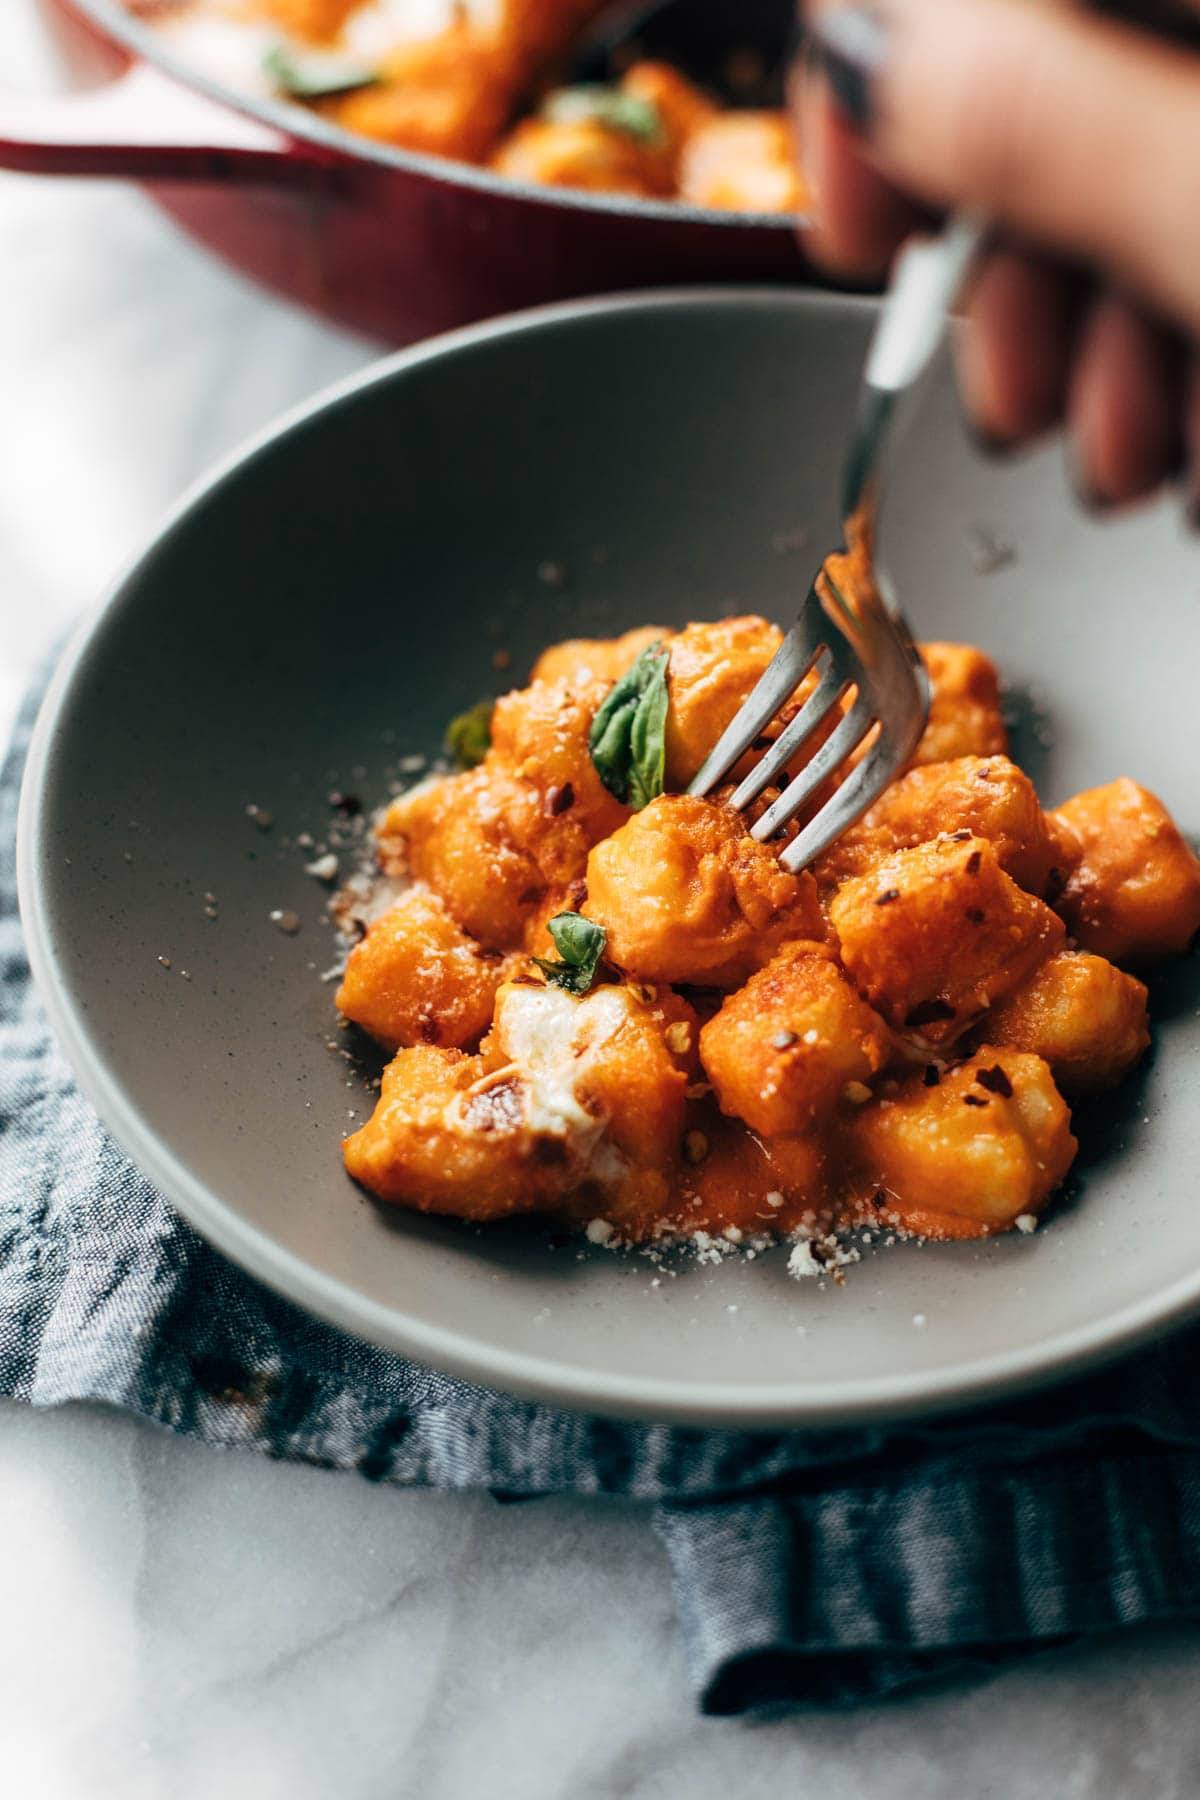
[6,665,1200,1712]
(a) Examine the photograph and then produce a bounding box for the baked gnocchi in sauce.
[338,617,1200,1245]
[126,1,807,213]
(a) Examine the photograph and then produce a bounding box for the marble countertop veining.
[4,7,1200,1795]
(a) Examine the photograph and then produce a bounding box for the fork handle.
[842,214,984,522]
[863,214,984,396]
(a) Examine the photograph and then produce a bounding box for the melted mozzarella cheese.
[498,983,603,1138]
[493,984,634,1191]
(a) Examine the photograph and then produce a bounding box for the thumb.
[810,0,1200,338]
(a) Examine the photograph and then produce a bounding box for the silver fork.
[688,216,984,872]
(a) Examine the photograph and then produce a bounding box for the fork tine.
[749,695,876,844]
[815,561,861,643]
[727,651,848,811]
[687,593,826,798]
[779,724,912,873]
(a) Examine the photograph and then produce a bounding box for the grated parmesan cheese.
[787,1240,820,1280]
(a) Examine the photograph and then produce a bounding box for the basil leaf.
[541,85,664,144]
[533,913,606,996]
[588,642,669,809]
[264,43,380,100]
[444,699,494,770]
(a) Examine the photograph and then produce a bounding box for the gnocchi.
[583,792,825,988]
[334,615,1196,1250]
[847,1049,1077,1240]
[336,884,508,1052]
[1052,779,1200,965]
[984,950,1150,1094]
[130,4,809,213]
[912,642,1009,767]
[829,835,1065,1044]
[700,942,890,1137]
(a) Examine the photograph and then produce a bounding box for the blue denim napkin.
[6,665,1200,1713]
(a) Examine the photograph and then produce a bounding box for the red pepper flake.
[976,1063,1014,1097]
[963,1092,989,1107]
[545,781,575,817]
[965,906,986,924]
[874,887,900,907]
[923,1064,941,1087]
[905,998,955,1027]
[328,790,363,818]
[872,1188,888,1207]
[965,850,983,875]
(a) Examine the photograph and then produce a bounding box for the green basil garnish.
[264,43,380,101]
[541,85,665,144]
[445,699,494,770]
[588,642,669,809]
[533,913,607,996]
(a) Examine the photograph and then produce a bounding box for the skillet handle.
[0,61,327,181]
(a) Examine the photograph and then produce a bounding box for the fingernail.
[1073,474,1118,517]
[808,5,892,135]
[1164,430,1188,484]
[1066,450,1110,515]
[1063,440,1113,516]
[969,425,1024,462]
[1071,469,1115,516]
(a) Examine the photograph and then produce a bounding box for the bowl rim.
[18,286,1200,1428]
[73,0,805,235]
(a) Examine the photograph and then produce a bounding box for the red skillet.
[0,0,808,344]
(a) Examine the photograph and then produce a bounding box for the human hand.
[797,0,1200,515]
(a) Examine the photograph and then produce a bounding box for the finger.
[792,29,924,279]
[1186,359,1200,527]
[956,247,1082,450]
[807,0,1200,339]
[1067,292,1184,509]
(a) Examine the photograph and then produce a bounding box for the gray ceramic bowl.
[18,291,1200,1427]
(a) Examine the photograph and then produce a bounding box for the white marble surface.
[5,6,1200,1793]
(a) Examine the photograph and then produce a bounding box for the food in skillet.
[125,0,808,211]
[335,618,1200,1247]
